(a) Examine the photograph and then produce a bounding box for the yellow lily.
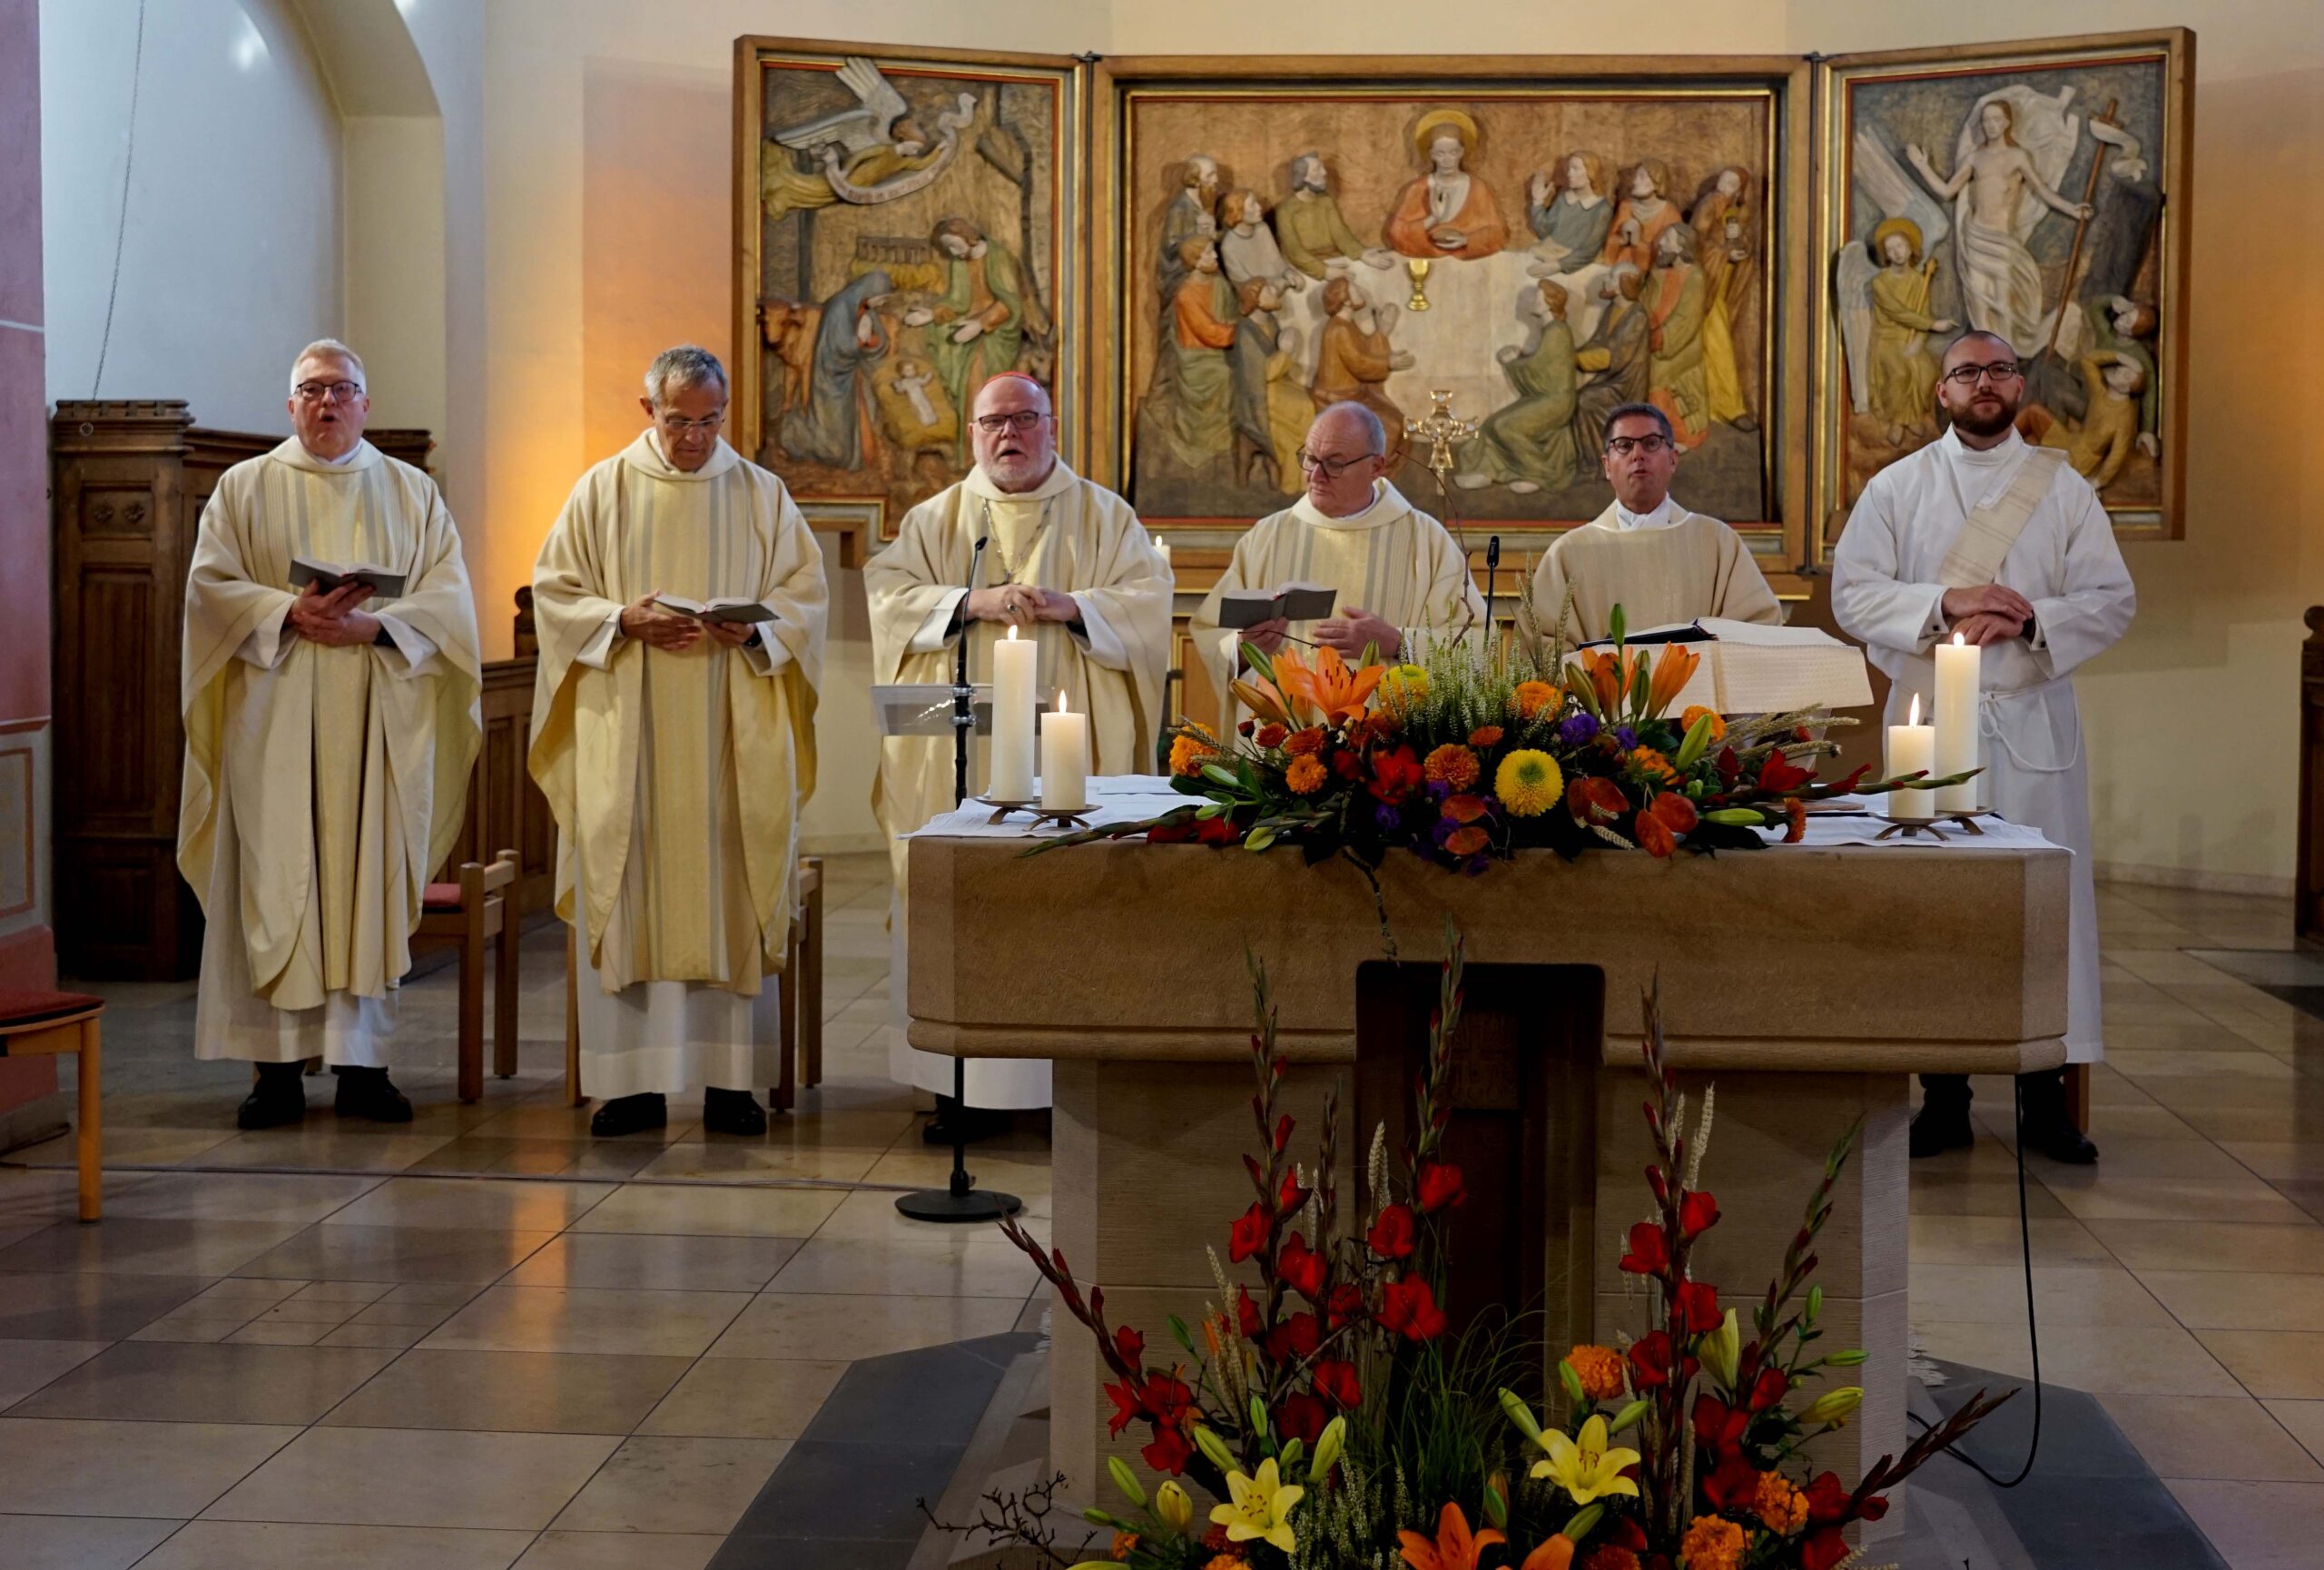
[1209,1456,1303,1554]
[1527,1414,1642,1506]
[1154,1477,1193,1535]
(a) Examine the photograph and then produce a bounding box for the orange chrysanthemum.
[1563,1344,1627,1402]
[1513,680,1560,720]
[1284,726,1327,755]
[1285,755,1329,795]
[1680,705,1727,743]
[1114,1529,1143,1558]
[1423,745,1482,792]
[1204,1556,1248,1570]
[1470,725,1504,747]
[1254,723,1288,749]
[1753,1470,1809,1535]
[1169,726,1220,777]
[1679,1516,1748,1570]
[1628,746,1677,783]
[1581,1547,1640,1570]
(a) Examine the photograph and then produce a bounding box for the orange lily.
[1518,1535,1578,1570]
[1276,646,1384,726]
[1571,648,1627,715]
[1398,1502,1504,1570]
[1644,643,1700,718]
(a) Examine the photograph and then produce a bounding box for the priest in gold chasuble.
[867,373,1172,1118]
[530,347,828,1139]
[179,340,481,1131]
[1192,401,1484,726]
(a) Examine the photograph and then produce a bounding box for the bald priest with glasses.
[1526,402,1782,648]
[867,371,1174,1131]
[1192,400,1485,723]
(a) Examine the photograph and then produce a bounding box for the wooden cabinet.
[441,655,557,922]
[49,401,435,980]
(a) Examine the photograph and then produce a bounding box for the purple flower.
[1560,713,1599,746]
[1374,803,1404,834]
[1613,726,1640,751]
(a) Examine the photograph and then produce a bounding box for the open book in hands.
[1579,617,1873,713]
[651,596,776,627]
[290,557,406,600]
[1215,581,1337,629]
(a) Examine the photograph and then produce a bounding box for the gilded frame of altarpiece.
[724,44,1812,595]
[1812,29,2195,556]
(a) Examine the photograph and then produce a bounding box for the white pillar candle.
[1155,538,1173,578]
[1933,632,1981,814]
[1040,691,1089,811]
[988,625,1038,802]
[1886,692,1935,822]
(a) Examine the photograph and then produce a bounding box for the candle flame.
[1908,693,1922,726]
[1006,625,1019,641]
[1952,630,1965,647]
[1054,691,1068,714]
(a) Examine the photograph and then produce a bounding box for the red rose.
[1619,1219,1669,1277]
[1630,1330,1675,1388]
[1676,1280,1720,1334]
[1312,1358,1362,1408]
[1367,1203,1417,1259]
[1228,1201,1269,1263]
[1377,1275,1447,1341]
[1416,1161,1465,1213]
[1278,1231,1327,1301]
[1141,1426,1193,1476]
[1275,1391,1329,1445]
[1678,1190,1719,1238]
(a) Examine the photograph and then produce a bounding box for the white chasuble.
[529,434,828,1099]
[1528,502,1784,648]
[1832,427,2135,1063]
[1191,482,1486,724]
[179,439,481,1064]
[866,460,1172,1106]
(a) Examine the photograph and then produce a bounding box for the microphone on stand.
[951,534,989,810]
[1483,535,1502,648]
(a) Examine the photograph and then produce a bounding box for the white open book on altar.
[1579,618,1874,715]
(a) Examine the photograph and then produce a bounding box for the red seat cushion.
[422,883,467,912]
[0,987,104,1031]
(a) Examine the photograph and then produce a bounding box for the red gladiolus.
[1749,1365,1789,1412]
[1367,1203,1417,1259]
[1629,1330,1675,1388]
[1113,1325,1144,1364]
[1228,1201,1269,1263]
[1676,1280,1721,1334]
[1416,1161,1465,1213]
[1279,1169,1310,1213]
[1104,1377,1141,1437]
[1368,746,1424,803]
[1799,1527,1851,1570]
[1699,1450,1760,1511]
[1378,1275,1447,1341]
[1803,1471,1851,1523]
[1758,753,1812,793]
[1278,1232,1327,1300]
[1237,1285,1262,1338]
[1265,1310,1322,1363]
[1142,1427,1193,1476]
[1715,746,1742,786]
[1146,820,1196,844]
[1692,1393,1747,1452]
[1332,747,1364,781]
[1678,1190,1719,1238]
[1141,1372,1195,1429]
[1326,1281,1364,1328]
[1312,1358,1362,1407]
[1619,1219,1669,1276]
[1275,1391,1329,1445]
[1193,815,1240,845]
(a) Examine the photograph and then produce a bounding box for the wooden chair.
[0,989,105,1220]
[563,856,825,1112]
[413,850,520,1103]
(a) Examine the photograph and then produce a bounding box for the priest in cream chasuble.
[1834,331,2133,1166]
[867,373,1172,1113]
[1192,401,1484,725]
[529,348,827,1138]
[179,341,481,1130]
[1528,401,1782,647]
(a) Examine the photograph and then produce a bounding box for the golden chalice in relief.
[1404,256,1433,311]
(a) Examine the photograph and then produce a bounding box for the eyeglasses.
[1604,433,1671,456]
[294,380,364,404]
[974,410,1049,434]
[1942,360,2021,386]
[656,410,726,435]
[1297,448,1379,477]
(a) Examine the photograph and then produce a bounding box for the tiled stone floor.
[0,857,2315,1567]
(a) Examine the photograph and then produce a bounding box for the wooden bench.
[0,988,105,1220]
[562,856,824,1111]
[413,850,520,1103]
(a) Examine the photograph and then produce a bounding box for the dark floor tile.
[708,1535,907,1570]
[799,1343,1003,1450]
[9,1338,397,1425]
[731,1440,958,1543]
[0,1271,211,1339]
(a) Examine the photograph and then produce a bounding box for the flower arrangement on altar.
[990,932,2008,1570]
[1046,607,1968,875]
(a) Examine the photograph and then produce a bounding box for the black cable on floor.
[1909,1074,2044,1487]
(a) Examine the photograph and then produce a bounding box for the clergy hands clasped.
[964,585,1078,628]
[1315,607,1401,659]
[620,589,704,651]
[288,581,381,648]
[1950,611,2025,647]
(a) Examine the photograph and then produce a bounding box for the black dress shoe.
[333,1066,414,1123]
[2020,1070,2098,1164]
[237,1062,307,1130]
[1909,1073,1975,1159]
[703,1087,768,1137]
[590,1092,667,1137]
